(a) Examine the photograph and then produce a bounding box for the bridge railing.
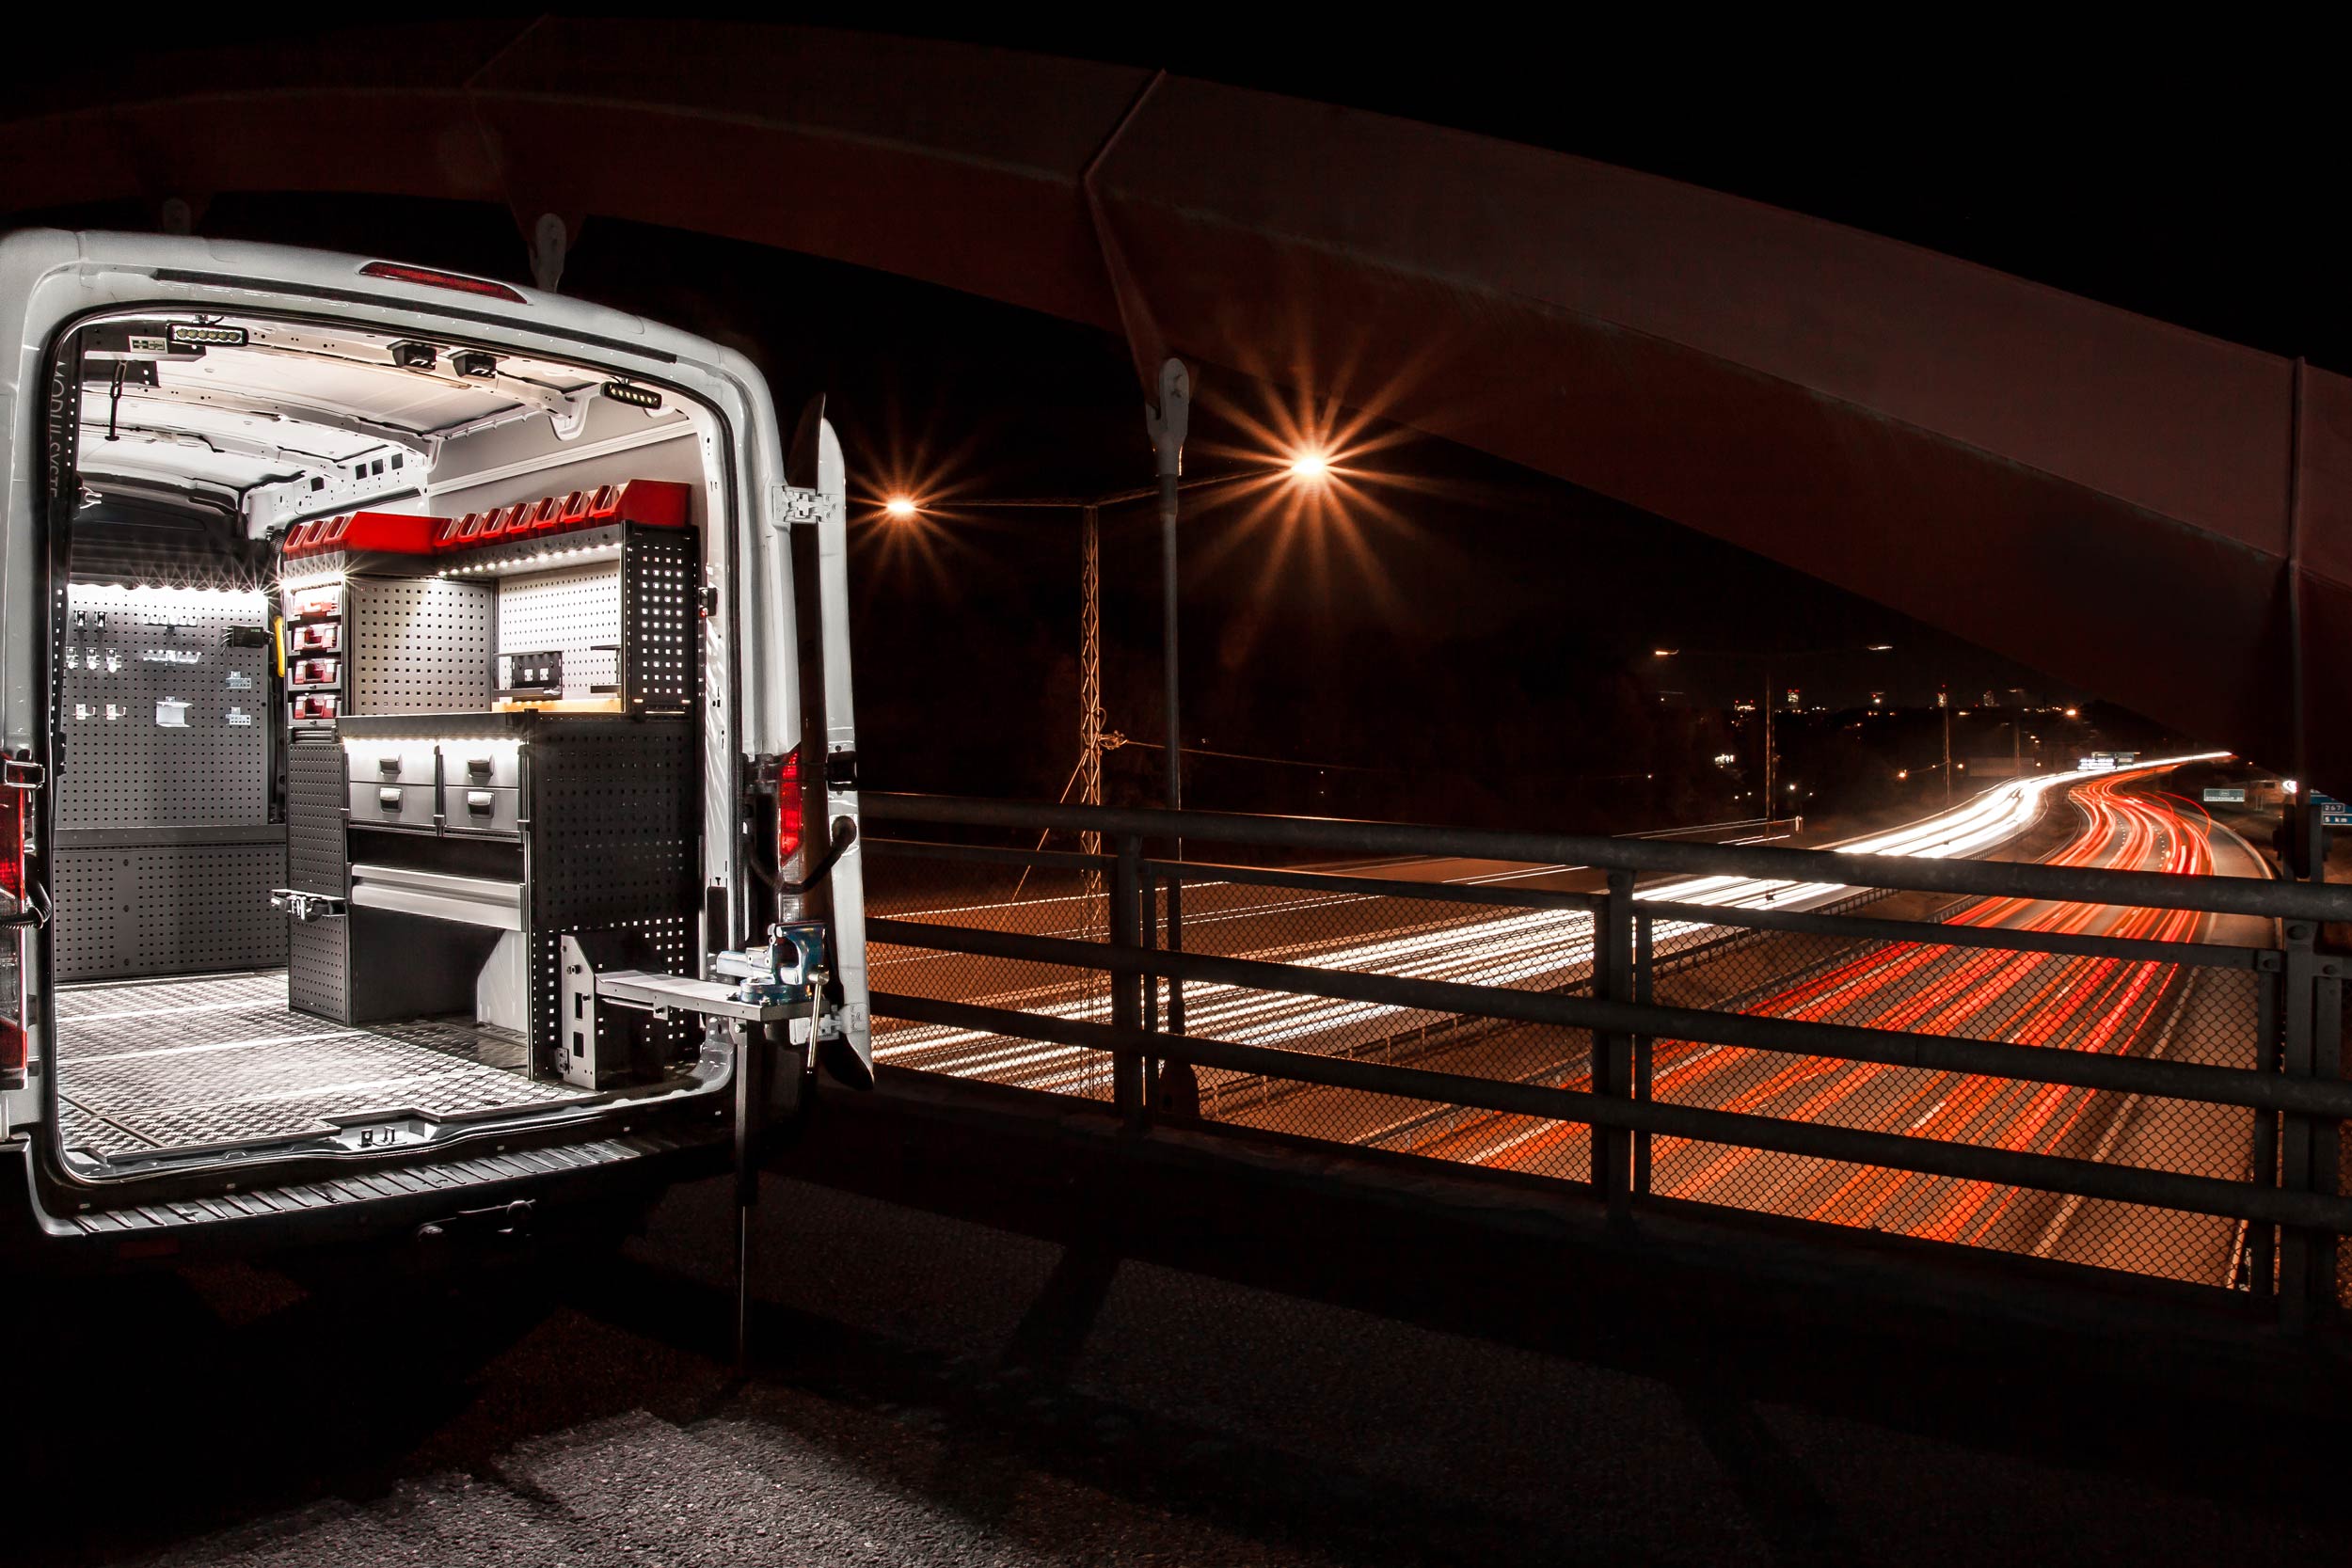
[859,792,2352,1334]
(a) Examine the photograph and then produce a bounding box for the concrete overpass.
[6,21,2344,789]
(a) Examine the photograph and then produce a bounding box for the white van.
[0,230,871,1261]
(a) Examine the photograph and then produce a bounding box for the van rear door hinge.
[773,485,825,528]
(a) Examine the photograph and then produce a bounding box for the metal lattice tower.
[1079,506,1105,1091]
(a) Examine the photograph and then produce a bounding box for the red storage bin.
[526,496,566,536]
[585,479,690,530]
[293,512,439,556]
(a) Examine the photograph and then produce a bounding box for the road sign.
[2201,787,2246,803]
[2311,792,2351,827]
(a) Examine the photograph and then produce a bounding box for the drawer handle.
[377,788,402,810]
[466,757,494,780]
[466,790,495,815]
[377,756,401,775]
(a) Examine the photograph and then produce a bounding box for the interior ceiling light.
[602,380,663,410]
[167,323,249,350]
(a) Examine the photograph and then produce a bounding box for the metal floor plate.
[54,972,589,1160]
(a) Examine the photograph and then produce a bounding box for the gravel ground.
[4,1169,2346,1568]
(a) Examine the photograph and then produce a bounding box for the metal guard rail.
[871,987,2352,1235]
[866,918,2352,1130]
[866,791,2352,924]
[862,792,2347,1329]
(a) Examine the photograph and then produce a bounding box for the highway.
[1348,767,2267,1283]
[870,757,2259,1279]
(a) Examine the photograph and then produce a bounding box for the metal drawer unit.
[348,779,438,832]
[328,713,695,1075]
[446,784,521,837]
[349,739,439,787]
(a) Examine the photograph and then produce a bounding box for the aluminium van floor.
[51,971,590,1160]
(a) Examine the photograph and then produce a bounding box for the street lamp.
[1285,448,1331,483]
[882,495,918,520]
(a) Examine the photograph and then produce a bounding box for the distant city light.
[1866,643,1894,652]
[1897,768,1910,780]
[2064,706,2080,719]
[883,496,919,519]
[1653,648,1678,657]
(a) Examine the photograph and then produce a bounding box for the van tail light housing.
[2,779,28,1086]
[776,748,805,867]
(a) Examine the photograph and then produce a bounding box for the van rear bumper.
[0,1126,727,1273]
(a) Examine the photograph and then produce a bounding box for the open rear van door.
[0,230,871,1239]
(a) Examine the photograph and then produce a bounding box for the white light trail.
[878,752,2230,1090]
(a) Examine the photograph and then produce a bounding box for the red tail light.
[0,784,21,903]
[2,783,25,1084]
[358,261,529,303]
[777,749,805,865]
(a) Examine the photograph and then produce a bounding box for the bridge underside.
[8,22,2345,787]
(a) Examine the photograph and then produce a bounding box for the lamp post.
[879,412,1340,1066]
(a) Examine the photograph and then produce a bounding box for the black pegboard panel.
[287,917,350,1022]
[349,576,494,714]
[51,848,122,980]
[55,842,289,981]
[286,739,347,896]
[528,915,693,1076]
[527,720,697,929]
[56,587,272,829]
[622,531,698,714]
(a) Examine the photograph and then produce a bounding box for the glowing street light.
[883,495,919,519]
[1285,447,1331,483]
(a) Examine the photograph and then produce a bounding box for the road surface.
[870,760,2264,1281]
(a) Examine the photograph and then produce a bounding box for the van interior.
[45,309,727,1174]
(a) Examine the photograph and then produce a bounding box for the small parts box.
[283,511,445,560]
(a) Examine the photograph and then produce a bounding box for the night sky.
[31,20,2320,828]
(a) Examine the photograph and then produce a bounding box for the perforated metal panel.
[56,586,272,829]
[623,531,698,714]
[498,563,624,700]
[349,576,494,714]
[527,721,697,928]
[529,917,694,1076]
[54,843,289,981]
[288,916,350,1022]
[286,739,347,895]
